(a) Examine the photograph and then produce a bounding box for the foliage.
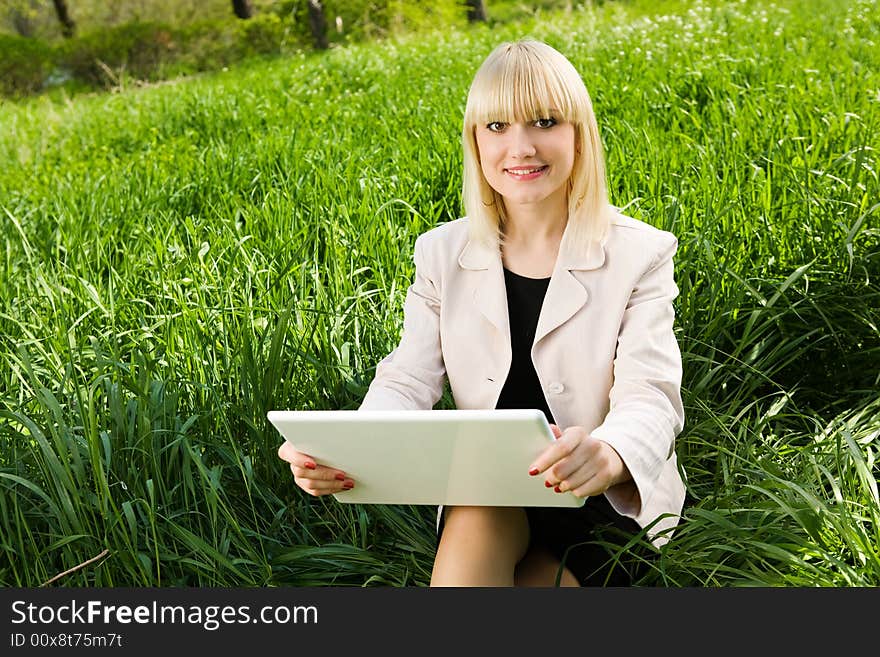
[0,0,279,40]
[273,0,470,44]
[0,0,878,587]
[1,1,477,96]
[60,22,179,85]
[0,33,55,96]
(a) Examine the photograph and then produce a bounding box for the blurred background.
[0,0,589,97]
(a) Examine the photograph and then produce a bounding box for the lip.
[505,165,548,181]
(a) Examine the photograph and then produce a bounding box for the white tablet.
[268,408,585,508]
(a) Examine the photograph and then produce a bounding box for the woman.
[278,39,686,587]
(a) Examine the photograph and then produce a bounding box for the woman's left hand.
[529,425,632,498]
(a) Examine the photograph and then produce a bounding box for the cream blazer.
[359,210,686,546]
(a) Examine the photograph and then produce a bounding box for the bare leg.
[430,506,530,587]
[514,545,581,587]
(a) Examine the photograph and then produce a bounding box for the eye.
[486,121,507,133]
[534,117,557,129]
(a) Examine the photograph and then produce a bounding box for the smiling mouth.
[505,166,548,179]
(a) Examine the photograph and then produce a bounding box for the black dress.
[437,267,649,586]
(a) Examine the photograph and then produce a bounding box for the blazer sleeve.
[358,233,447,411]
[590,231,685,518]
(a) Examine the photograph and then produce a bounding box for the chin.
[503,191,551,205]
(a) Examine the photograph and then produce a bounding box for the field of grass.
[1,0,878,586]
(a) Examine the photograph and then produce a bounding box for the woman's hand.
[528,424,631,498]
[277,441,355,496]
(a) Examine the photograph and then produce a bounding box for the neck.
[501,194,568,247]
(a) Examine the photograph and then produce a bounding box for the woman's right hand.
[277,441,355,496]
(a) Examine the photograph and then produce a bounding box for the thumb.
[549,423,563,439]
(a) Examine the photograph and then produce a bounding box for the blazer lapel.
[458,222,608,347]
[534,232,606,345]
[458,238,509,338]
[533,270,589,346]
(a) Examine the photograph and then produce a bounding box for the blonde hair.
[461,39,613,252]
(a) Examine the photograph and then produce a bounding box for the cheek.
[477,145,501,179]
[555,143,576,176]
[476,132,503,157]
[563,152,576,176]
[557,128,577,172]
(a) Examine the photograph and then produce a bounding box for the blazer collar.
[458,221,608,348]
[457,221,607,272]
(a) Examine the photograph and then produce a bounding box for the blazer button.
[548,382,565,394]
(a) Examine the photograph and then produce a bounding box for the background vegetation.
[1,0,878,586]
[0,0,566,97]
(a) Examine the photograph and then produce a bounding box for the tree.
[307,0,329,50]
[232,0,253,20]
[52,0,75,37]
[465,0,488,22]
[11,10,34,37]
[8,0,40,37]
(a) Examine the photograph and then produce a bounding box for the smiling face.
[474,115,576,212]
[461,41,599,244]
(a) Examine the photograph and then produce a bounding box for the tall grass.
[1,0,877,586]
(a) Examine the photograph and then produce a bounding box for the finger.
[528,429,580,476]
[557,440,622,493]
[553,434,618,485]
[569,471,604,498]
[298,483,340,497]
[294,475,355,496]
[548,454,593,491]
[555,461,597,494]
[558,451,615,496]
[553,437,607,485]
[278,444,340,476]
[277,441,294,460]
[538,427,579,483]
[290,462,349,481]
[277,442,316,468]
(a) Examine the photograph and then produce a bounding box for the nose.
[508,124,536,159]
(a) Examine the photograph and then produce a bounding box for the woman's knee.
[514,546,580,587]
[442,506,530,555]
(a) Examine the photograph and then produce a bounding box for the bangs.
[465,42,588,126]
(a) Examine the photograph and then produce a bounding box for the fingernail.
[545,480,553,488]
[529,467,539,476]
[305,461,316,470]
[554,486,562,493]
[335,473,346,481]
[343,481,354,490]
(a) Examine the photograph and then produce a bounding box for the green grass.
[1,0,878,586]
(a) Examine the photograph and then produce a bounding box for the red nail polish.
[554,486,562,493]
[529,467,539,476]
[305,461,316,470]
[545,480,553,488]
[335,473,346,481]
[343,482,354,490]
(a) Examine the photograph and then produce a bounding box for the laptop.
[268,408,585,507]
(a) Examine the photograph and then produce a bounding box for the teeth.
[508,167,544,174]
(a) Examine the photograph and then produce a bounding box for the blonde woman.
[278,39,686,587]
